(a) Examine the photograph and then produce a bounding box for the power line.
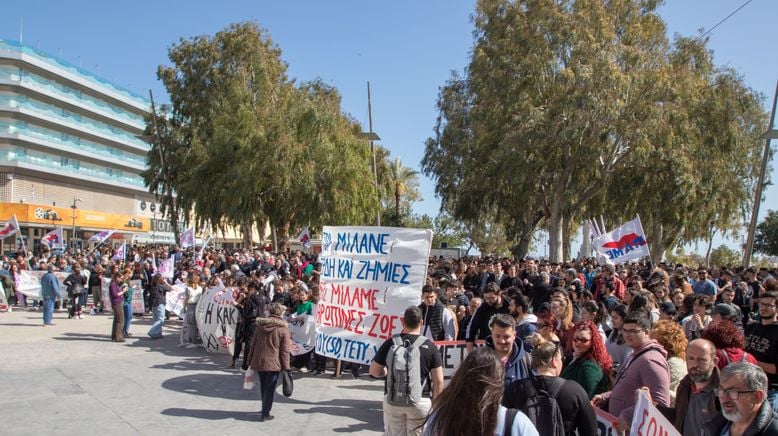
[699,0,755,39]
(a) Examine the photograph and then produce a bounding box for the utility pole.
[367,81,380,226]
[744,80,778,268]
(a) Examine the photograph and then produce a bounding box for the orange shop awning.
[0,202,149,232]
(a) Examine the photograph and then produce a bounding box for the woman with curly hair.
[422,347,538,436]
[561,320,612,399]
[650,320,688,405]
[701,319,758,370]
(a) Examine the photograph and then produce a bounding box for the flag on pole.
[0,215,20,239]
[592,216,650,265]
[87,230,115,245]
[40,228,64,249]
[158,256,174,280]
[197,235,211,260]
[179,227,194,248]
[297,227,312,249]
[112,241,127,261]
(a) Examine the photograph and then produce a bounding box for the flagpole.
[636,214,653,270]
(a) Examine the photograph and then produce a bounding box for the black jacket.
[465,297,510,342]
[703,400,778,436]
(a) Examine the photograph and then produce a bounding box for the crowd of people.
[3,244,778,435]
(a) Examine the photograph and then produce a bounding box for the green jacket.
[561,357,609,399]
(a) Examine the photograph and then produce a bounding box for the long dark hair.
[423,347,503,435]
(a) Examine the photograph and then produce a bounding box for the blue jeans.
[258,371,279,416]
[42,298,55,324]
[148,304,165,338]
[122,302,132,335]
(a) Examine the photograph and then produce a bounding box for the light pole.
[71,197,82,249]
[743,81,778,268]
[364,81,381,226]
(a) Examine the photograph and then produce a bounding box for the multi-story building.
[0,39,164,252]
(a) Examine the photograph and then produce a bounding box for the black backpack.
[518,376,565,436]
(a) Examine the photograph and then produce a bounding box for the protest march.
[2,217,778,436]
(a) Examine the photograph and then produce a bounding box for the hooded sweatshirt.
[485,336,531,386]
[600,339,670,422]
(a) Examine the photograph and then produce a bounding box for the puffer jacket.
[246,316,291,372]
[600,339,671,422]
[703,400,778,436]
[485,336,531,385]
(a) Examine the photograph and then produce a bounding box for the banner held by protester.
[315,226,433,365]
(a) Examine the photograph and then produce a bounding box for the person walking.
[245,302,291,422]
[109,272,127,342]
[39,264,61,326]
[147,274,170,339]
[424,347,538,436]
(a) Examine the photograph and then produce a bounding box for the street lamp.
[71,197,82,249]
[361,81,381,226]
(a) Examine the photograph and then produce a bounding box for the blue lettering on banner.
[321,256,335,278]
[355,260,411,284]
[316,333,378,364]
[334,232,390,254]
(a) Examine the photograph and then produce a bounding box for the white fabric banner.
[629,390,680,436]
[315,226,433,364]
[165,284,188,317]
[158,256,175,280]
[195,282,239,355]
[592,216,650,265]
[16,269,69,299]
[288,313,316,356]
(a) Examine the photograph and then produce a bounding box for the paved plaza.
[0,309,384,436]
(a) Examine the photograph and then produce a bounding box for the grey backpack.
[385,334,427,406]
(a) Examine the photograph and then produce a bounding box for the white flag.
[158,256,174,280]
[0,214,20,239]
[297,227,312,249]
[179,227,194,248]
[197,235,211,260]
[87,230,115,245]
[112,241,127,261]
[40,228,64,249]
[592,216,650,265]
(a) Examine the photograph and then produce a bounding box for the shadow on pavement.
[53,332,112,341]
[161,407,260,422]
[278,396,383,433]
[162,373,253,401]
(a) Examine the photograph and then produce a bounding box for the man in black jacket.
[419,285,455,341]
[703,362,778,436]
[465,282,510,352]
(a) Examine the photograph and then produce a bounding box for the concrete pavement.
[0,308,384,436]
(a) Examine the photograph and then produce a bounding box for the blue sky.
[2,0,776,255]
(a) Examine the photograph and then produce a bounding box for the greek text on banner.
[315,226,433,364]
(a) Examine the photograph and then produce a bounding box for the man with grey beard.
[657,339,721,435]
[703,362,778,436]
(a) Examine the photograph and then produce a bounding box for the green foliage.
[755,210,778,257]
[709,245,742,269]
[423,0,768,261]
[149,22,384,247]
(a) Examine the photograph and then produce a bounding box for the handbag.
[281,370,293,397]
[243,370,256,390]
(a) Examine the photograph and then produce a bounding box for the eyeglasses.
[622,328,645,336]
[572,337,591,344]
[714,388,757,400]
[536,323,549,328]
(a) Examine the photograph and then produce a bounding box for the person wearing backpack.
[369,306,444,436]
[503,341,598,436]
[423,347,538,436]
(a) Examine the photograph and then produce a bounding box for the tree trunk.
[277,221,291,254]
[240,220,252,248]
[395,184,401,222]
[513,233,533,259]
[548,200,564,262]
[562,214,572,262]
[580,220,592,260]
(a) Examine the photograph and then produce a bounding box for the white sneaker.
[78,315,84,319]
